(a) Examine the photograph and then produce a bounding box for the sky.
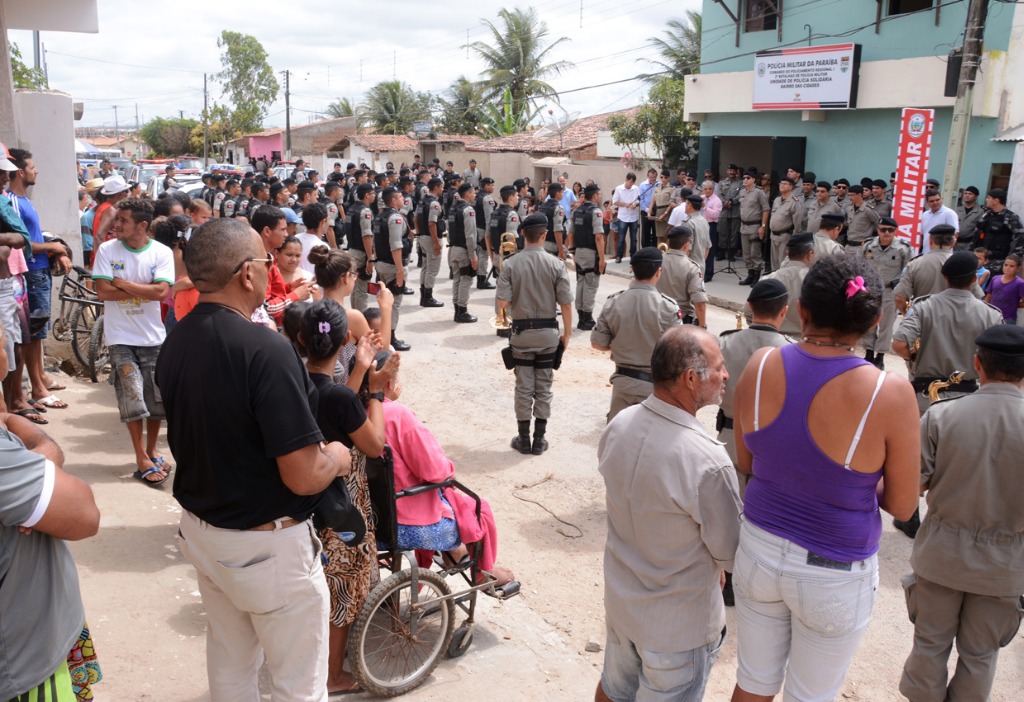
[8,0,702,131]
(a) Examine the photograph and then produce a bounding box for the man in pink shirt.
[702,181,723,282]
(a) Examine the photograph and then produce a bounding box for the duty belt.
[741,219,762,226]
[845,240,865,247]
[614,366,653,383]
[716,409,733,431]
[911,377,978,394]
[511,318,558,333]
[771,227,794,236]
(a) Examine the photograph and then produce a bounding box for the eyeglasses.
[232,255,274,275]
[878,226,897,233]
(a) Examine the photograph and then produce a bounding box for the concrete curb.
[570,259,746,313]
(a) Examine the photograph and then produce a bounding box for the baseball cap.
[100,174,130,195]
[0,142,17,171]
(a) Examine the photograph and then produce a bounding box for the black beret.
[213,174,227,182]
[398,176,414,186]
[787,232,814,249]
[747,278,788,302]
[226,178,240,187]
[512,179,527,189]
[728,163,740,170]
[929,224,957,238]
[685,171,697,179]
[743,169,758,178]
[926,178,940,186]
[584,183,601,197]
[941,251,978,277]
[835,178,850,186]
[296,180,317,191]
[457,182,475,195]
[804,171,816,182]
[548,182,564,194]
[631,246,663,266]
[686,194,704,208]
[356,183,376,198]
[667,224,693,239]
[346,162,356,169]
[521,213,548,230]
[872,179,887,188]
[499,185,517,198]
[268,183,285,197]
[879,216,898,228]
[295,159,305,165]
[779,176,795,186]
[820,213,846,226]
[282,177,297,186]
[849,184,865,195]
[976,324,1024,356]
[860,177,874,188]
[480,177,495,185]
[965,185,980,196]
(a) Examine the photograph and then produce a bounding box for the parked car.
[146,173,201,199]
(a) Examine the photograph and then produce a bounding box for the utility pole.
[112,105,120,154]
[284,69,292,159]
[135,103,141,157]
[941,0,988,206]
[203,73,209,168]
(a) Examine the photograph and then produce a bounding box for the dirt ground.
[41,262,1023,701]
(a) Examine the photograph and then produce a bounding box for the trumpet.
[735,311,743,330]
[928,370,965,403]
[658,242,669,253]
[490,233,520,336]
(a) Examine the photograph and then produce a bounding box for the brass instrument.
[928,370,965,403]
[657,242,669,253]
[489,232,521,334]
[735,311,744,330]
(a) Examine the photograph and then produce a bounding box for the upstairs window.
[888,0,933,16]
[745,0,779,32]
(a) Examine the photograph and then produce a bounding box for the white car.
[146,173,201,199]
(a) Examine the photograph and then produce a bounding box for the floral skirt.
[396,494,461,551]
[67,622,102,701]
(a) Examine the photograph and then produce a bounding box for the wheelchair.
[348,447,521,697]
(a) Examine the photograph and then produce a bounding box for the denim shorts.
[109,344,164,422]
[24,268,51,340]
[0,278,20,371]
[601,623,725,702]
[732,518,878,700]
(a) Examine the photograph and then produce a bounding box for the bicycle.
[52,265,95,343]
[51,265,107,381]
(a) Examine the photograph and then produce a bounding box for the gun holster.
[501,346,516,370]
[553,340,565,370]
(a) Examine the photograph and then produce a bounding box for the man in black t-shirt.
[156,217,350,699]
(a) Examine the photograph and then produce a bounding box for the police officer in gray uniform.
[892,251,1003,538]
[769,176,803,270]
[539,182,568,259]
[813,213,846,259]
[718,164,742,261]
[448,182,480,323]
[717,278,795,497]
[894,224,959,313]
[591,247,681,421]
[738,169,770,285]
[803,181,844,234]
[844,184,881,255]
[760,233,815,336]
[474,177,497,289]
[416,177,445,308]
[346,182,377,312]
[497,213,574,455]
[862,216,913,369]
[955,185,983,250]
[899,324,1024,702]
[374,187,412,351]
[569,183,606,330]
[657,225,709,326]
[489,185,521,271]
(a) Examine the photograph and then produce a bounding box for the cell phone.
[366,282,381,295]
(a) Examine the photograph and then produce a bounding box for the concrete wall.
[248,135,282,161]
[14,91,80,250]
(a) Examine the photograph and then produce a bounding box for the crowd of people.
[1,136,1023,702]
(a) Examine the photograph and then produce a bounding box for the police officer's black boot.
[739,270,757,286]
[420,287,443,308]
[391,329,411,352]
[864,349,875,363]
[511,420,532,454]
[531,418,548,455]
[577,310,596,331]
[476,274,495,290]
[454,305,478,324]
[893,508,920,539]
[873,352,885,370]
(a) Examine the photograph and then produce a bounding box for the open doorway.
[697,135,806,188]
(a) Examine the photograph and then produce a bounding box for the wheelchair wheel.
[350,567,455,697]
[447,623,473,659]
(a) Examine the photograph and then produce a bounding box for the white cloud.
[8,0,701,128]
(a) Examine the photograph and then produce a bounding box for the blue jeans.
[616,220,638,259]
[24,268,51,340]
[601,623,725,702]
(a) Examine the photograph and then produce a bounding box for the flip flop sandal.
[45,382,67,391]
[35,395,68,409]
[14,408,48,425]
[27,399,47,413]
[150,456,174,475]
[133,465,168,488]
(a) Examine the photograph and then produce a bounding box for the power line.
[46,50,208,74]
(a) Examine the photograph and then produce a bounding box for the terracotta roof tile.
[466,108,639,154]
[349,134,418,151]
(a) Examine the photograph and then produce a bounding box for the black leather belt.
[614,366,653,383]
[911,377,979,394]
[846,240,865,247]
[716,409,733,431]
[741,219,762,226]
[771,228,794,236]
[511,318,558,332]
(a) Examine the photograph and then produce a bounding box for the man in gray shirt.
[596,326,741,702]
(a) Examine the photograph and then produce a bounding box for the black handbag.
[312,478,366,545]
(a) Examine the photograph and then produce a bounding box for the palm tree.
[641,11,702,81]
[470,8,574,113]
[437,76,485,134]
[477,87,542,138]
[360,81,430,135]
[326,97,357,118]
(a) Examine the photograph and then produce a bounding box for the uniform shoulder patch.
[363,211,372,219]
[605,290,624,300]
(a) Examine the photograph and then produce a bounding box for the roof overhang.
[993,124,1024,142]
[530,156,573,167]
[5,0,99,32]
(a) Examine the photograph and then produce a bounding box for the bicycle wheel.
[70,304,99,368]
[350,567,455,697]
[87,314,108,383]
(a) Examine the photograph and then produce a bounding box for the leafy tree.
[139,116,200,156]
[436,76,484,134]
[190,105,235,158]
[9,43,47,89]
[477,87,541,138]
[326,97,357,118]
[607,78,699,169]
[641,12,702,81]
[470,8,573,113]
[215,31,279,135]
[360,81,430,135]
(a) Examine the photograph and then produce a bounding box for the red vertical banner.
[893,108,935,251]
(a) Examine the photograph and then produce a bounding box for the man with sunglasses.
[862,216,913,369]
[803,181,844,235]
[93,198,176,486]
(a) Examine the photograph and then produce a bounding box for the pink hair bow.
[845,276,866,299]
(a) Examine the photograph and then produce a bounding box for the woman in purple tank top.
[729,255,921,702]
